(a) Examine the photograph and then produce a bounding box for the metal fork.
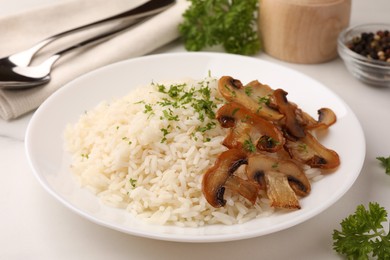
[0,0,175,90]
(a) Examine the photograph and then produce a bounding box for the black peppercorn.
[347,30,390,62]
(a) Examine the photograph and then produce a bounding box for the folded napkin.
[0,0,189,120]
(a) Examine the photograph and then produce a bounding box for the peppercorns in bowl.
[338,23,390,87]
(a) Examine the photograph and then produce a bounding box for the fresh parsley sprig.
[332,202,390,259]
[179,0,261,55]
[376,156,390,175]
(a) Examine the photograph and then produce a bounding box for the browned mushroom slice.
[263,171,301,209]
[246,154,311,196]
[218,76,283,121]
[202,149,259,208]
[245,80,274,97]
[216,102,285,153]
[224,175,259,205]
[272,88,306,139]
[285,131,340,170]
[304,108,337,130]
[246,154,311,209]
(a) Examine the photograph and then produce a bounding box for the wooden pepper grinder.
[259,0,351,63]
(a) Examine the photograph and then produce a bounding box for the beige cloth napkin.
[0,0,188,120]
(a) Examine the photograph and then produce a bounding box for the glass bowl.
[338,23,390,87]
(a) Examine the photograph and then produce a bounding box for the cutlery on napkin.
[0,0,189,120]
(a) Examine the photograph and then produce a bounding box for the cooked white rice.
[64,76,319,227]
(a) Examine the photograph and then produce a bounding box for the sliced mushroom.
[272,88,306,139]
[245,80,274,98]
[246,154,311,209]
[202,149,259,208]
[284,131,340,170]
[216,102,285,153]
[202,76,341,211]
[218,76,283,121]
[304,108,337,130]
[224,175,259,205]
[263,171,301,209]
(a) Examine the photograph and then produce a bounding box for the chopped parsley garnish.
[147,79,220,142]
[224,84,237,97]
[167,84,186,98]
[129,178,137,188]
[157,84,166,93]
[161,108,179,121]
[298,143,309,153]
[243,138,256,153]
[157,98,179,108]
[258,95,271,105]
[144,104,154,114]
[196,122,216,133]
[232,108,240,116]
[259,136,280,148]
[199,85,211,98]
[241,114,251,123]
[122,137,132,145]
[245,86,253,96]
[256,105,263,114]
[180,91,195,105]
[81,153,89,159]
[191,98,216,122]
[160,125,172,143]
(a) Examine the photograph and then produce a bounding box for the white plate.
[25,52,365,242]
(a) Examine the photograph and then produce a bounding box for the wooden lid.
[277,0,346,6]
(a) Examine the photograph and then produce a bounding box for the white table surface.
[1,1,390,259]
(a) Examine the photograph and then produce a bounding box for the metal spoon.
[0,0,175,90]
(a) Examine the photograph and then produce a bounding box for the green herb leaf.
[179,0,261,55]
[196,122,216,133]
[81,153,89,159]
[298,143,308,154]
[129,178,137,188]
[243,138,256,153]
[144,104,154,114]
[232,107,240,116]
[376,156,390,175]
[245,86,253,97]
[153,79,219,142]
[162,108,179,121]
[224,84,237,97]
[157,84,166,93]
[332,202,390,259]
[258,95,271,105]
[160,126,170,143]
